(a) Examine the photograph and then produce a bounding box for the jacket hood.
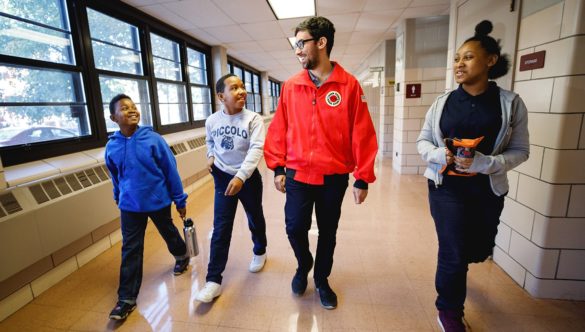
[109,126,153,141]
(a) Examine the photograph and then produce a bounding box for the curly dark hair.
[295,16,336,57]
[464,20,510,79]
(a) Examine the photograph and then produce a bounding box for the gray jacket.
[416,87,530,196]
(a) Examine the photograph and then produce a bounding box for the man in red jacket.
[264,16,378,309]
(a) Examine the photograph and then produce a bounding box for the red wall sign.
[406,83,421,98]
[519,51,546,71]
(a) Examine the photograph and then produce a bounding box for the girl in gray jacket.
[417,20,529,332]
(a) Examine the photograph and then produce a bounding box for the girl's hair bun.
[475,20,493,36]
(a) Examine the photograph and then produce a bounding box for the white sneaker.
[248,253,267,273]
[196,281,221,303]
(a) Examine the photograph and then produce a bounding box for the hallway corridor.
[1,160,584,331]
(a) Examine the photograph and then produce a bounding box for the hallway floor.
[1,160,584,331]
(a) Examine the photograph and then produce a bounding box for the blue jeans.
[428,175,505,311]
[118,205,187,302]
[284,172,348,285]
[206,165,267,284]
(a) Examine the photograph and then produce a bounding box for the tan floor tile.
[1,160,584,332]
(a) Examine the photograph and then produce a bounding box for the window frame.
[0,0,215,166]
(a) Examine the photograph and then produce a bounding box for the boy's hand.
[225,177,243,196]
[207,157,215,173]
[274,175,286,193]
[177,207,186,219]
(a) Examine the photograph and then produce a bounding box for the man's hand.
[225,177,244,196]
[177,207,186,219]
[353,187,368,204]
[207,156,215,173]
[274,175,286,193]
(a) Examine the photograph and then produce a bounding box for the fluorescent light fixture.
[267,0,315,20]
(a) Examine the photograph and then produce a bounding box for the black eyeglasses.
[294,38,316,50]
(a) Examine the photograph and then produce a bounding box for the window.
[228,59,262,113]
[87,8,152,130]
[269,79,281,113]
[0,0,89,151]
[1,1,214,166]
[150,33,188,125]
[187,48,211,121]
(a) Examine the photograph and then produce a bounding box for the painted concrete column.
[211,45,228,111]
[393,17,449,174]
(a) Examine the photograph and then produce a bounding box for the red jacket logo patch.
[325,91,341,107]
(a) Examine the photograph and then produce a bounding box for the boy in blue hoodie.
[195,74,267,303]
[105,94,190,320]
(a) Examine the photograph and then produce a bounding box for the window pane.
[99,75,151,132]
[253,74,260,92]
[0,5,73,64]
[190,86,211,120]
[192,104,211,121]
[87,9,142,75]
[0,65,83,103]
[187,49,206,69]
[233,66,243,80]
[244,71,252,92]
[151,33,181,81]
[87,9,139,49]
[2,0,68,29]
[187,48,207,85]
[157,82,187,125]
[91,41,143,75]
[254,94,261,113]
[0,110,84,147]
[246,94,254,111]
[153,56,182,81]
[0,64,89,147]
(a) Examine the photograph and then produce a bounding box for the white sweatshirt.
[205,108,265,182]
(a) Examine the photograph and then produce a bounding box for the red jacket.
[264,62,377,186]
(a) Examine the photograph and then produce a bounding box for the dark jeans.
[118,205,187,302]
[284,172,348,285]
[428,175,505,311]
[206,165,267,284]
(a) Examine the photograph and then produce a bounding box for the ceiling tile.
[139,4,194,30]
[363,0,411,11]
[241,21,285,40]
[327,13,360,33]
[260,38,293,52]
[164,0,233,28]
[318,0,368,15]
[202,25,253,43]
[212,0,275,24]
[356,10,403,32]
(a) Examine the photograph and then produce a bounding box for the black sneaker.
[109,301,136,320]
[437,309,466,332]
[291,270,308,296]
[291,258,313,296]
[173,257,190,275]
[316,280,337,310]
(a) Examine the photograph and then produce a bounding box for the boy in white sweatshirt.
[196,74,267,303]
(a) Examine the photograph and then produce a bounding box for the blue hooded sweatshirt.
[105,126,187,213]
